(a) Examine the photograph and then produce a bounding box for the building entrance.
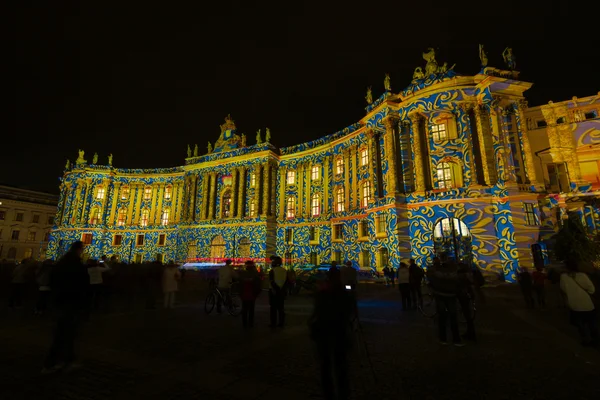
[432,217,472,263]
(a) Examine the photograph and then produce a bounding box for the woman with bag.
[560,260,598,347]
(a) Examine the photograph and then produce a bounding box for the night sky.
[12,1,599,194]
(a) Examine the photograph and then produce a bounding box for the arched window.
[336,187,345,212]
[160,209,170,226]
[335,157,344,175]
[221,190,232,218]
[436,161,461,189]
[121,186,130,200]
[140,209,150,227]
[286,196,296,218]
[90,207,101,225]
[164,185,172,199]
[361,181,371,208]
[96,185,105,200]
[143,186,152,200]
[117,208,127,226]
[249,199,256,217]
[311,193,321,217]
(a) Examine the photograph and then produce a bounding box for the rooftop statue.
[187,144,191,158]
[65,159,70,169]
[241,133,246,147]
[412,67,425,81]
[256,129,262,144]
[92,152,98,164]
[479,44,488,67]
[365,86,373,104]
[423,48,440,76]
[193,144,198,157]
[76,149,85,164]
[502,47,516,70]
[108,153,113,166]
[220,113,236,133]
[207,142,213,154]
[265,127,271,143]
[384,73,391,91]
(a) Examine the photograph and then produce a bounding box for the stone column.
[279,166,287,218]
[149,184,158,224]
[408,113,425,192]
[262,162,271,217]
[175,181,183,223]
[108,181,121,225]
[231,169,238,218]
[500,108,517,182]
[208,173,217,220]
[344,149,351,209]
[133,184,143,225]
[297,164,304,217]
[237,167,246,218]
[253,165,262,216]
[59,183,71,225]
[487,100,508,182]
[155,184,165,224]
[474,106,492,185]
[79,179,90,223]
[305,163,311,216]
[126,183,136,224]
[367,130,377,198]
[351,145,358,208]
[383,116,398,196]
[514,100,538,184]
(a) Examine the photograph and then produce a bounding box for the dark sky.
[12,1,599,194]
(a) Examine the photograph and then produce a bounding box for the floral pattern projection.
[48,52,599,282]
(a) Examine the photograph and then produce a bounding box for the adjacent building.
[0,185,58,261]
[46,49,600,282]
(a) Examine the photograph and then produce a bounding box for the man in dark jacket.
[427,260,463,346]
[43,241,89,373]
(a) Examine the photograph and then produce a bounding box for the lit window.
[82,233,92,245]
[140,209,150,227]
[24,248,33,259]
[333,224,343,240]
[311,193,321,216]
[336,187,345,212]
[286,196,296,218]
[361,181,371,208]
[361,250,370,268]
[136,234,144,246]
[158,234,166,246]
[32,214,40,224]
[249,199,256,217]
[311,165,320,181]
[335,158,344,175]
[222,191,232,218]
[250,173,256,187]
[286,170,296,185]
[436,162,458,189]
[117,209,127,226]
[96,186,105,199]
[161,209,170,226]
[431,123,448,141]
[143,186,152,200]
[524,203,539,226]
[121,186,130,200]
[90,208,101,225]
[164,186,172,199]
[113,234,123,246]
[28,231,37,241]
[360,148,369,166]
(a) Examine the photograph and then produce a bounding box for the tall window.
[11,230,20,240]
[286,170,296,185]
[431,123,448,141]
[336,187,345,212]
[379,248,389,268]
[161,209,170,226]
[309,226,318,242]
[15,212,24,222]
[27,231,37,241]
[117,208,127,226]
[311,165,320,181]
[90,207,101,225]
[158,234,166,246]
[32,214,40,223]
[362,181,372,208]
[524,203,539,226]
[360,147,369,166]
[82,233,93,245]
[121,186,130,200]
[249,199,256,217]
[113,234,123,246]
[333,224,343,240]
[311,193,321,216]
[143,186,152,200]
[140,209,150,227]
[164,186,172,199]
[286,196,296,218]
[376,214,386,234]
[24,248,33,259]
[436,162,459,189]
[359,219,368,238]
[335,157,344,175]
[250,173,256,187]
[361,250,370,268]
[136,234,144,246]
[96,185,105,199]
[222,191,232,218]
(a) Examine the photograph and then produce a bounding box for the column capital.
[383,115,399,131]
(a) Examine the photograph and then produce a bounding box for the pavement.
[0,283,598,400]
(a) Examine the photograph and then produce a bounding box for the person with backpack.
[560,260,598,347]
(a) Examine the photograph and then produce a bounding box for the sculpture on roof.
[256,129,262,144]
[193,144,198,157]
[92,152,98,164]
[76,149,85,164]
[241,133,246,147]
[412,67,425,81]
[502,47,516,70]
[479,44,488,68]
[365,86,373,104]
[423,48,440,76]
[265,127,271,143]
[108,154,113,166]
[384,73,391,91]
[65,159,70,169]
[220,114,236,133]
[207,142,213,154]
[187,144,191,158]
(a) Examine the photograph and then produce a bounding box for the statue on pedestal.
[265,127,271,143]
[76,149,86,164]
[193,144,198,157]
[108,154,113,166]
[423,48,439,75]
[207,142,213,154]
[502,47,516,70]
[384,73,391,91]
[479,44,488,68]
[187,144,191,158]
[256,129,262,144]
[365,86,373,104]
[92,152,98,164]
[241,133,246,147]
[65,159,70,169]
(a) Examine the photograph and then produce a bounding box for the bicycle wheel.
[419,293,437,318]
[228,294,241,316]
[204,293,216,314]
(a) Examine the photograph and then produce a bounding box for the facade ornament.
[265,127,271,143]
[76,149,86,164]
[479,44,488,68]
[365,86,373,104]
[187,144,191,158]
[219,114,236,133]
[256,129,262,144]
[108,154,113,166]
[241,133,246,147]
[193,144,198,157]
[384,74,391,91]
[207,142,213,154]
[65,159,70,169]
[502,47,516,70]
[92,152,98,164]
[412,67,425,81]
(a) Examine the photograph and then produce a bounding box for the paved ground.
[1,283,598,400]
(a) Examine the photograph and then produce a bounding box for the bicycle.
[204,284,241,316]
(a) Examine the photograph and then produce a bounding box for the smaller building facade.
[0,185,58,261]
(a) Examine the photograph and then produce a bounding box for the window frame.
[311,193,321,217]
[140,209,150,227]
[335,157,344,175]
[136,234,145,247]
[143,186,152,200]
[90,207,102,225]
[121,186,130,200]
[524,202,539,226]
[81,233,93,245]
[311,165,320,181]
[333,223,343,241]
[160,209,170,226]
[286,196,296,219]
[286,170,296,185]
[361,181,372,208]
[360,147,369,167]
[336,187,345,213]
[430,122,449,142]
[113,234,123,246]
[164,185,172,199]
[436,161,459,189]
[158,233,166,246]
[96,185,106,200]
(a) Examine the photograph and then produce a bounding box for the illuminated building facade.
[47,48,600,282]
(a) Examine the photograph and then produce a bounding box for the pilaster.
[408,113,425,192]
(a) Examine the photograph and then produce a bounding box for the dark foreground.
[1,284,598,400]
